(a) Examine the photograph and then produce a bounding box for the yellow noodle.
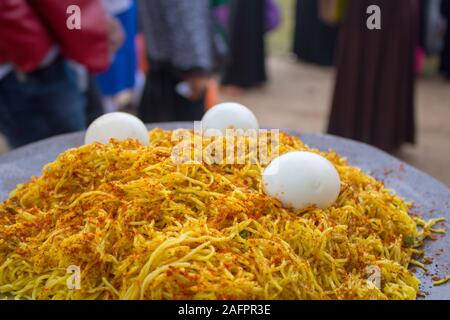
[433,276,450,286]
[0,129,446,300]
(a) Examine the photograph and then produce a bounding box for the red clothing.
[0,0,109,73]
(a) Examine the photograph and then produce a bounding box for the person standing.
[138,0,213,123]
[97,0,138,113]
[292,0,340,66]
[221,0,268,90]
[328,0,418,152]
[0,0,119,148]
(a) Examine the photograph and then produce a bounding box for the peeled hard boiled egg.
[262,151,341,210]
[202,102,259,134]
[85,112,150,146]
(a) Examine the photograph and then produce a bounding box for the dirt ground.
[221,56,450,187]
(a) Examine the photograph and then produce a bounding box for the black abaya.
[221,0,267,88]
[293,0,339,66]
[138,61,205,123]
[328,0,417,152]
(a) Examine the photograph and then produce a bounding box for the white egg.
[202,102,259,134]
[262,151,341,210]
[85,112,149,146]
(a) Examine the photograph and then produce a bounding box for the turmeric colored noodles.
[0,129,444,299]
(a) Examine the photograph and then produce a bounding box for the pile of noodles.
[0,129,445,300]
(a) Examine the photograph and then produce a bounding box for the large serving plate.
[0,122,448,299]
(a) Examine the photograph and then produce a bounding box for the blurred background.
[0,0,449,185]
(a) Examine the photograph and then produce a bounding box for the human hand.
[186,74,210,101]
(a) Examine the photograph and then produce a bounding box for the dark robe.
[440,0,450,79]
[328,0,417,152]
[292,0,339,66]
[221,0,267,88]
[138,61,205,123]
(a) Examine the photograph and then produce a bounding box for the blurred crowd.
[0,0,448,152]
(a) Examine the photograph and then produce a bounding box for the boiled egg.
[202,102,259,135]
[262,151,341,210]
[85,112,150,146]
